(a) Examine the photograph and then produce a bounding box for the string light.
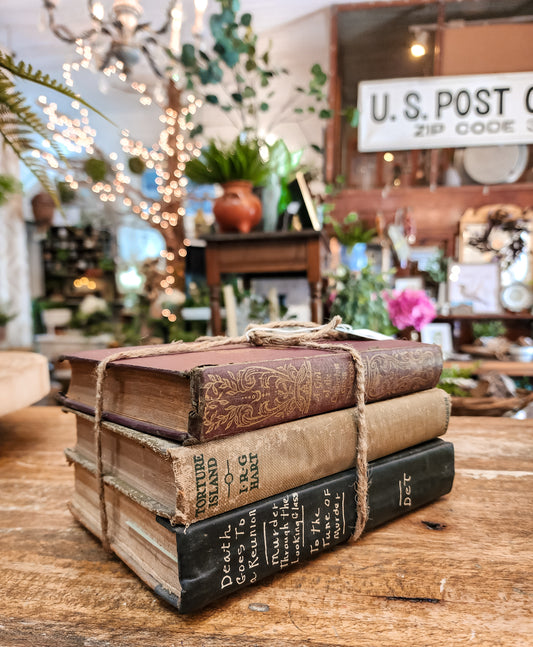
[40,3,208,318]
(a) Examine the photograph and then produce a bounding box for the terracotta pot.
[31,191,55,230]
[213,181,262,234]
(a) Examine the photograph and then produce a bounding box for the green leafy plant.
[175,0,284,137]
[265,138,303,213]
[326,212,376,251]
[128,156,146,175]
[0,174,22,205]
[438,364,478,397]
[328,264,395,334]
[57,180,76,204]
[183,281,211,308]
[174,1,355,153]
[0,174,21,205]
[70,304,113,337]
[293,65,358,154]
[84,158,109,183]
[98,257,115,273]
[0,302,16,326]
[184,136,270,186]
[472,320,507,339]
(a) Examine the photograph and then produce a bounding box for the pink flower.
[384,289,436,332]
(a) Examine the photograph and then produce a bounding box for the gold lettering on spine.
[398,473,412,507]
[193,454,207,516]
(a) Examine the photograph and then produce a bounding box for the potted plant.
[0,174,21,206]
[184,136,271,233]
[326,211,377,271]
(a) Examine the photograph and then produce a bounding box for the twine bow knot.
[93,316,368,551]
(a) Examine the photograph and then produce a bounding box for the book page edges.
[68,469,183,603]
[66,448,175,520]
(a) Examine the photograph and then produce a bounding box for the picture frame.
[288,172,321,231]
[366,241,392,274]
[420,323,454,356]
[447,262,501,314]
[394,276,424,291]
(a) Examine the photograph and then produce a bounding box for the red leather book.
[60,339,442,442]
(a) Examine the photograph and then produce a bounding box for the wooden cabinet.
[434,313,533,349]
[203,231,330,335]
[41,226,116,303]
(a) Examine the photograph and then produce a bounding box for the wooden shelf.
[435,313,533,322]
[444,359,533,377]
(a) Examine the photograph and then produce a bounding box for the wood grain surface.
[1,407,532,646]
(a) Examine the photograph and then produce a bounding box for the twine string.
[93,315,368,551]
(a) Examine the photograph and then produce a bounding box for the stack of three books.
[60,336,454,613]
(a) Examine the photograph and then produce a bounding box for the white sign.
[357,71,533,151]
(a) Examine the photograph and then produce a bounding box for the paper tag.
[334,324,393,340]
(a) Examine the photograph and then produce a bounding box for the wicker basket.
[451,390,533,416]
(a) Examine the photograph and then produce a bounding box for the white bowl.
[42,307,72,334]
[509,346,533,362]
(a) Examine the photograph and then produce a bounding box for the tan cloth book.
[65,387,450,525]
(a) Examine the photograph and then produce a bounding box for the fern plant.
[184,136,270,186]
[0,51,106,203]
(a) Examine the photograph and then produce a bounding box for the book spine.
[170,388,450,524]
[189,345,443,440]
[166,439,455,613]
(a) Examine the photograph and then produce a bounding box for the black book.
[68,438,454,613]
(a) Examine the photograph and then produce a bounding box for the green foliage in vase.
[184,136,270,186]
[174,0,283,136]
[267,139,302,180]
[0,51,107,204]
[325,211,377,251]
[266,138,303,213]
[328,265,395,334]
[173,0,355,151]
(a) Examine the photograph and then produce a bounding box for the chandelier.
[42,0,208,80]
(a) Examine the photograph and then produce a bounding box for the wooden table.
[203,231,330,335]
[1,407,532,646]
[444,358,533,377]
